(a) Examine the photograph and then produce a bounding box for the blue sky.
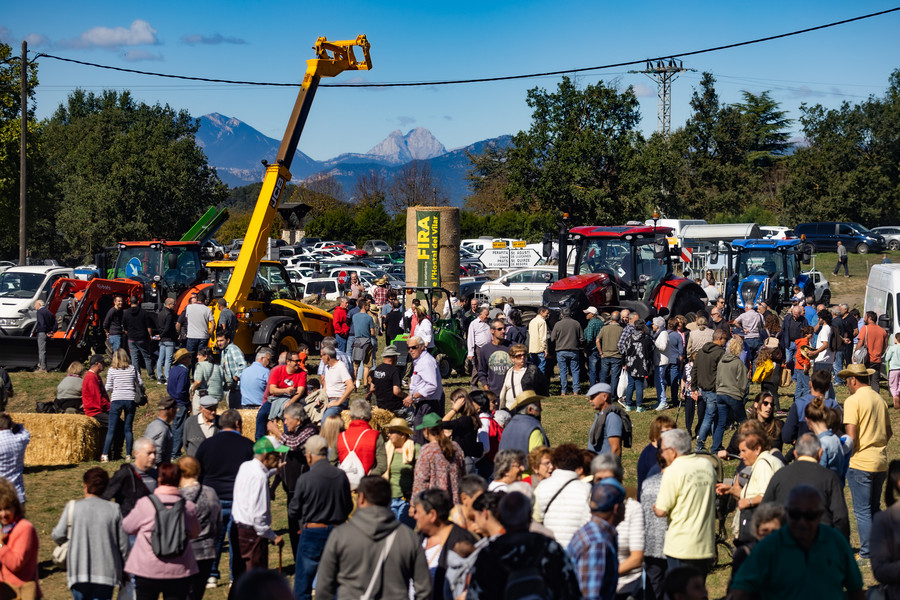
[3,1,899,161]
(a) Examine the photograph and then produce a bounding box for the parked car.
[459,266,559,307]
[326,267,403,287]
[362,240,392,255]
[759,226,795,240]
[870,226,900,251]
[0,261,16,274]
[0,265,74,335]
[301,277,343,301]
[298,236,321,248]
[865,264,900,378]
[805,269,831,305]
[794,222,886,254]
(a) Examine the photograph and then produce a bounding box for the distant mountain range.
[196,113,511,207]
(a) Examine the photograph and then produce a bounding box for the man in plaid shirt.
[567,477,626,600]
[0,414,30,504]
[372,277,391,307]
[217,331,248,409]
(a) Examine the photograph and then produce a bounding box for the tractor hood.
[547,273,609,292]
[737,275,767,309]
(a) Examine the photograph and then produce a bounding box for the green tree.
[463,142,517,214]
[44,89,227,257]
[505,76,645,223]
[735,90,792,169]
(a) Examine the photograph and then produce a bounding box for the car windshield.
[0,272,45,298]
[737,250,781,278]
[851,222,871,233]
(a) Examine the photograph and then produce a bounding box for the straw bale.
[10,413,101,466]
[236,408,260,441]
[340,407,395,433]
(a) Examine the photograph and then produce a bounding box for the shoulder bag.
[853,327,869,365]
[51,500,76,567]
[134,369,148,406]
[360,529,399,600]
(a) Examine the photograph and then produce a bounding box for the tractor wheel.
[806,243,817,255]
[670,293,706,319]
[436,354,451,379]
[267,322,304,355]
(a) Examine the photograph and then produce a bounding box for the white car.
[460,266,559,307]
[300,277,343,301]
[759,226,795,240]
[326,267,403,287]
[804,269,831,305]
[0,265,74,335]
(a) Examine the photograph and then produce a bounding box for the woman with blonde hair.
[56,361,85,413]
[102,348,142,462]
[712,335,748,452]
[319,414,344,463]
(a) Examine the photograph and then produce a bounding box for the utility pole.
[630,59,694,136]
[19,41,27,266]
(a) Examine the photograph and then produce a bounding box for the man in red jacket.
[332,297,350,353]
[82,355,111,426]
[335,399,386,489]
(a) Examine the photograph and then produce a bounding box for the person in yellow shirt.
[840,362,893,560]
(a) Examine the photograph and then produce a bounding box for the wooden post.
[19,41,27,266]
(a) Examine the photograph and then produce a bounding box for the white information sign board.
[479,248,542,269]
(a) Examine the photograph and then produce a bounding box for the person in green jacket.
[713,336,748,452]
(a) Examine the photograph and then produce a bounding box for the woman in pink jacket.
[123,462,200,600]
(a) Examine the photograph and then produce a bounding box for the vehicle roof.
[2,265,71,274]
[569,225,672,237]
[731,238,803,249]
[204,260,283,268]
[119,241,200,247]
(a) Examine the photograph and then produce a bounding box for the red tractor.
[542,225,706,322]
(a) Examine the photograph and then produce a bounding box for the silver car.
[461,266,559,307]
[871,227,900,251]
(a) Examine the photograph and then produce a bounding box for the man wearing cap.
[231,435,287,577]
[144,398,176,465]
[551,308,585,396]
[841,361,893,560]
[567,478,627,600]
[586,383,624,457]
[370,345,405,417]
[583,307,603,387]
[167,347,193,457]
[183,393,220,457]
[289,434,353,600]
[499,390,549,456]
[477,318,512,397]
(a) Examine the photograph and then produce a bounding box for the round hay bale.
[339,407,395,433]
[10,412,102,466]
[405,207,460,297]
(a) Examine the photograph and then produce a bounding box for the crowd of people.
[3,273,900,599]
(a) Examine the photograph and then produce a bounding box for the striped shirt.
[105,365,142,403]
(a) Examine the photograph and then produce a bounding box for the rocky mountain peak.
[367,127,447,164]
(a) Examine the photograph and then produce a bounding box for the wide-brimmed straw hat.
[837,363,876,379]
[385,417,414,436]
[509,389,546,412]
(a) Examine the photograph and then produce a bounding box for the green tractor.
[390,287,467,378]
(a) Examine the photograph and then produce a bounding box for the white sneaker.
[206,576,217,589]
[655,402,669,411]
[355,379,361,390]
[100,455,109,463]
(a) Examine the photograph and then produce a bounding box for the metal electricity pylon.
[630,59,694,135]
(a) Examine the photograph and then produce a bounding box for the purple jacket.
[122,485,200,579]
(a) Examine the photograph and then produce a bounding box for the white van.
[0,265,74,335]
[865,264,900,337]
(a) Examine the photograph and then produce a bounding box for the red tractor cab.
[542,225,705,322]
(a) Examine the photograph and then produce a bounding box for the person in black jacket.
[103,295,125,353]
[155,297,177,384]
[122,295,156,380]
[33,299,57,372]
[102,437,158,517]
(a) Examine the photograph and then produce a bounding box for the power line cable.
[32,6,900,88]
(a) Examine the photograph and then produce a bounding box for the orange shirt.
[0,518,40,593]
[795,336,811,370]
[860,324,889,364]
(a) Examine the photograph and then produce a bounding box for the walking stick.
[278,544,283,574]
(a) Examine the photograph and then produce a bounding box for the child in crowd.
[793,326,814,403]
[886,332,900,409]
[752,346,778,409]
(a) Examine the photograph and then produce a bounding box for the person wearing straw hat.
[384,417,419,527]
[840,361,893,561]
[372,276,391,307]
[498,390,549,456]
[231,435,289,578]
[370,345,405,416]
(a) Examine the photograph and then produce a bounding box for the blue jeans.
[600,357,623,399]
[70,582,115,600]
[695,391,718,450]
[587,349,601,387]
[833,351,845,386]
[744,337,762,365]
[108,334,122,353]
[390,497,415,528]
[336,334,347,352]
[813,362,836,401]
[667,363,681,404]
[655,365,669,405]
[186,337,205,354]
[128,340,155,378]
[255,402,271,441]
[556,350,580,394]
[848,468,887,557]
[794,368,810,402]
[210,499,233,581]
[156,341,174,382]
[713,394,746,452]
[102,400,135,457]
[171,404,190,457]
[530,352,547,376]
[322,401,347,421]
[624,374,644,407]
[294,525,334,600]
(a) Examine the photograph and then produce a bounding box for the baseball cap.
[89,355,107,366]
[589,477,626,512]
[253,435,289,454]
[583,306,598,315]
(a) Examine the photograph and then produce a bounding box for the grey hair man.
[321,345,354,420]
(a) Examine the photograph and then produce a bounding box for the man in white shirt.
[808,308,837,402]
[404,335,443,442]
[231,435,287,576]
[321,346,354,420]
[528,306,550,376]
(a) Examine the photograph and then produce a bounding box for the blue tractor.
[724,239,814,313]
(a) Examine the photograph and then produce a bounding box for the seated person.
[56,361,85,413]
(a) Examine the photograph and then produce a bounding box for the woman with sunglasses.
[719,392,784,460]
[498,344,548,410]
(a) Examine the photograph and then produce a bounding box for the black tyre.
[890,240,900,251]
[436,354,451,379]
[267,321,304,355]
[856,243,869,254]
[821,290,831,306]
[806,243,817,254]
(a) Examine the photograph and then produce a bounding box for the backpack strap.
[544,477,576,517]
[360,528,399,600]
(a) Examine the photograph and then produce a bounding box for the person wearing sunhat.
[412,412,466,504]
[231,434,288,578]
[567,477,627,599]
[167,347,193,458]
[498,390,549,456]
[384,417,419,527]
[372,276,391,307]
[840,361,892,561]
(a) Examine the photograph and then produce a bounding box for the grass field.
[6,249,898,599]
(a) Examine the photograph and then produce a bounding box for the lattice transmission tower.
[631,59,694,135]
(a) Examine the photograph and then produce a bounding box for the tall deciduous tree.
[505,76,644,223]
[463,142,517,214]
[386,160,448,213]
[44,89,227,257]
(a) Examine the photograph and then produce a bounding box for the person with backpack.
[122,462,200,600]
[621,318,654,412]
[335,400,387,490]
[586,383,631,457]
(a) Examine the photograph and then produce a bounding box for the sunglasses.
[788,509,823,521]
[493,327,506,331]
[760,401,773,407]
[512,353,526,358]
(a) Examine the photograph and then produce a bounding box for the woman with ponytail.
[413,413,466,503]
[805,395,852,484]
